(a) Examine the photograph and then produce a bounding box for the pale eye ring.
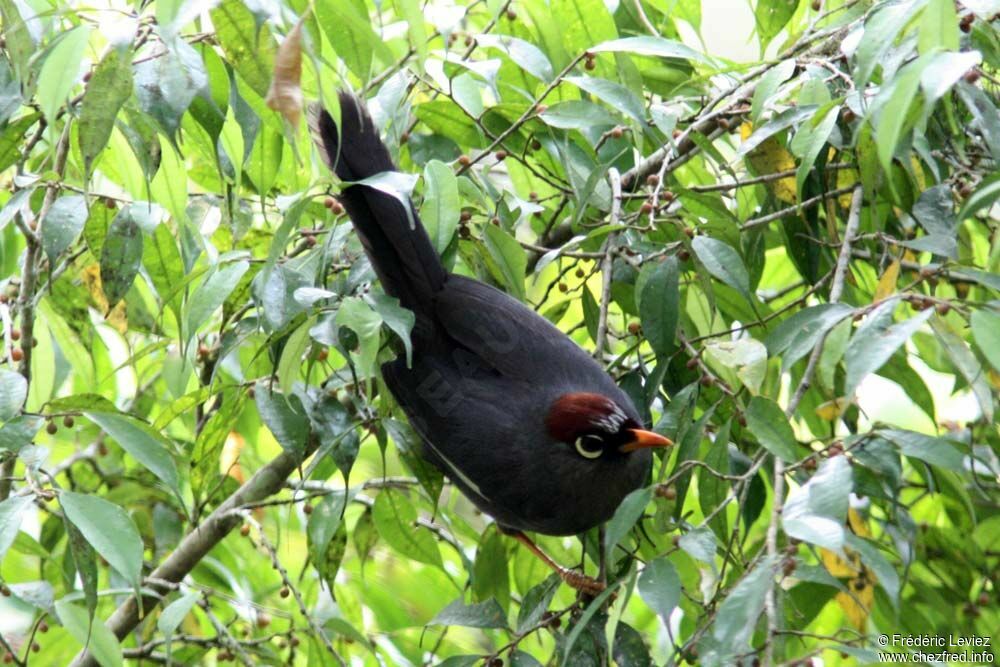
[574,435,604,459]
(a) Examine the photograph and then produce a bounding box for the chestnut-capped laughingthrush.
[309,92,673,593]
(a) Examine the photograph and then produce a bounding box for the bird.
[309,91,673,593]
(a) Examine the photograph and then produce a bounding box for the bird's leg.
[508,531,606,595]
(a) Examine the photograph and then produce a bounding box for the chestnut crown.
[545,392,672,459]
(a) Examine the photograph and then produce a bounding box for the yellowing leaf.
[815,397,850,421]
[220,431,246,483]
[81,263,128,332]
[265,19,304,127]
[741,122,797,204]
[820,508,875,631]
[837,168,859,208]
[873,259,901,302]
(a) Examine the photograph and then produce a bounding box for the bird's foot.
[558,568,606,596]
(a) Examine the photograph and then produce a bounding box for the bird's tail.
[309,91,446,314]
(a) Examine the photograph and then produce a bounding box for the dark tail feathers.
[309,91,446,315]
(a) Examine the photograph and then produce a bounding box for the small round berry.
[324,196,336,209]
[717,117,730,130]
[10,329,20,341]
[280,586,290,598]
[646,174,660,186]
[257,612,271,628]
[303,503,313,515]
[640,202,654,215]
[305,235,317,248]
[842,108,857,123]
[584,59,596,71]
[662,190,675,202]
[575,268,585,278]
[558,282,568,293]
[685,357,699,369]
[677,249,690,261]
[291,636,301,647]
[490,216,500,226]
[400,131,410,144]
[935,302,951,315]
[611,126,623,139]
[494,149,507,161]
[811,0,821,10]
[964,69,981,84]
[531,139,542,151]
[460,210,472,222]
[240,524,251,537]
[10,347,23,362]
[627,322,641,336]
[316,348,329,362]
[534,104,548,114]
[247,386,256,399]
[46,421,57,435]
[737,414,747,427]
[458,154,471,167]
[39,621,49,633]
[98,442,109,456]
[699,375,713,387]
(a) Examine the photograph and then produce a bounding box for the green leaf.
[187,260,250,336]
[795,104,840,197]
[970,309,1000,372]
[516,574,561,633]
[84,411,179,493]
[368,293,415,367]
[55,599,124,667]
[755,0,799,47]
[431,598,508,629]
[565,76,646,125]
[844,302,933,396]
[393,0,428,69]
[0,415,43,453]
[765,303,854,371]
[930,317,994,423]
[314,0,389,78]
[0,112,41,174]
[0,495,32,563]
[590,36,706,63]
[304,392,358,480]
[372,489,442,567]
[957,173,1000,221]
[158,592,200,638]
[277,317,315,395]
[874,54,929,176]
[335,296,383,377]
[474,35,554,82]
[605,486,652,562]
[79,46,133,171]
[853,0,922,91]
[142,223,185,324]
[133,39,207,137]
[254,384,310,452]
[751,59,796,123]
[637,257,679,357]
[746,396,799,462]
[0,369,27,421]
[678,526,717,564]
[879,429,966,471]
[100,207,144,306]
[210,0,276,98]
[472,527,510,611]
[63,514,98,618]
[703,339,767,394]
[637,557,680,624]
[42,195,87,262]
[540,100,618,130]
[699,557,775,663]
[483,224,527,301]
[36,27,91,124]
[692,236,752,302]
[59,491,143,595]
[421,160,460,255]
[918,0,959,55]
[782,455,852,550]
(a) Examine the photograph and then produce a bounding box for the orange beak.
[619,429,673,453]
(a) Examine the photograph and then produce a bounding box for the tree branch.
[764,185,863,664]
[69,440,320,667]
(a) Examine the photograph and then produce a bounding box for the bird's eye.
[574,435,604,459]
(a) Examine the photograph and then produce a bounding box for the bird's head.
[545,392,673,460]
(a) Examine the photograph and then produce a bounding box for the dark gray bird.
[310,92,672,592]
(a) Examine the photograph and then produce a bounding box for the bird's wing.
[434,275,614,386]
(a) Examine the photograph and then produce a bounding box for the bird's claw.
[559,568,606,595]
